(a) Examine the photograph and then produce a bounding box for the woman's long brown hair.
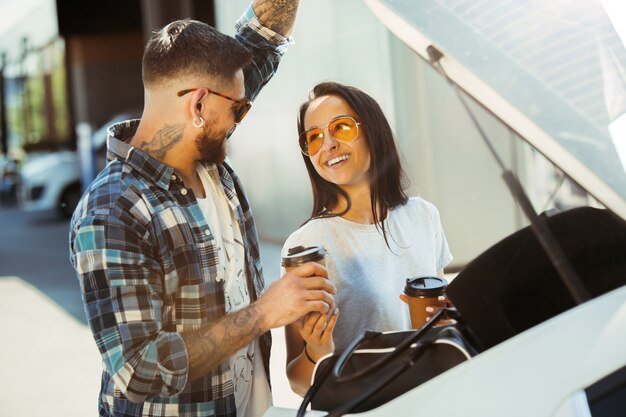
[297,82,409,248]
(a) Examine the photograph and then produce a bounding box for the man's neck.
[130,118,205,197]
[130,117,185,159]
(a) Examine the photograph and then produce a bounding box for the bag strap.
[297,343,427,417]
[332,308,446,382]
[297,308,459,417]
[325,352,421,417]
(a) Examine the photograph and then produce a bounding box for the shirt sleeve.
[71,208,188,402]
[235,4,294,102]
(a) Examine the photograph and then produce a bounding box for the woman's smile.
[325,153,351,167]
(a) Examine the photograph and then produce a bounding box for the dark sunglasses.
[299,116,363,156]
[177,87,252,123]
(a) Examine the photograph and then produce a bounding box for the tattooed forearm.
[182,304,265,383]
[253,0,300,37]
[139,123,185,160]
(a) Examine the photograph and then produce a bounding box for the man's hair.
[142,19,253,87]
[297,82,409,248]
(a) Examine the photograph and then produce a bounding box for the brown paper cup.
[406,295,447,329]
[404,276,448,329]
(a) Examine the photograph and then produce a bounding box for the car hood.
[365,0,626,221]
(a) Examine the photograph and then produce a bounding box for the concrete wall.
[214,1,524,268]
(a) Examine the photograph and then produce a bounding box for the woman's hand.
[284,298,339,396]
[298,308,339,362]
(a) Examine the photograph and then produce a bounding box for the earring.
[193,117,205,128]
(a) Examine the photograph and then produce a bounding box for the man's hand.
[255,262,336,330]
[183,262,334,383]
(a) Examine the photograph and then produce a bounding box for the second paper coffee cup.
[404,276,448,328]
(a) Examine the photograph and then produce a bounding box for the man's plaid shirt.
[69,7,291,417]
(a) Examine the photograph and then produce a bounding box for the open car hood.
[365,0,626,221]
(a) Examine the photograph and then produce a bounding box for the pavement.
[0,206,302,416]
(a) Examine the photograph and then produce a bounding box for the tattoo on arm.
[183,304,266,383]
[139,124,185,160]
[253,0,300,36]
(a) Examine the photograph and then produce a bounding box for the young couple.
[69,1,451,416]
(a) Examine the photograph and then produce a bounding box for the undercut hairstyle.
[142,19,253,87]
[297,82,409,248]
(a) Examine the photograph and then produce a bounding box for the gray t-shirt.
[281,197,453,350]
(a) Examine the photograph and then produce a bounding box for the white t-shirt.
[281,197,453,350]
[196,164,271,417]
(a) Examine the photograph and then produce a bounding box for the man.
[69,1,336,416]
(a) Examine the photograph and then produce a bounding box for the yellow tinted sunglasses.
[299,116,363,156]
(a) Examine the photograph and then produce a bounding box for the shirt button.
[205,229,210,236]
[172,174,177,180]
[181,188,188,196]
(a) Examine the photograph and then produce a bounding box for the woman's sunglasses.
[177,87,252,123]
[299,116,363,156]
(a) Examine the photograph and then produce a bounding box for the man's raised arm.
[253,0,301,37]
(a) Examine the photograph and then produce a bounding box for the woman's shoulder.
[403,196,439,212]
[396,196,442,224]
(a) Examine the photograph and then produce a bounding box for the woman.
[281,82,453,395]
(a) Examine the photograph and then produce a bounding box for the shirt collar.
[106,119,178,190]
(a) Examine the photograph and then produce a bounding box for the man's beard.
[195,125,228,164]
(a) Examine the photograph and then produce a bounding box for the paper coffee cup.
[404,276,448,328]
[282,245,332,325]
[281,245,327,271]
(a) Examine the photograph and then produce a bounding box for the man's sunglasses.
[299,116,363,156]
[177,87,252,123]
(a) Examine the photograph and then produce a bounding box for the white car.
[18,150,82,218]
[18,112,139,218]
[265,0,626,416]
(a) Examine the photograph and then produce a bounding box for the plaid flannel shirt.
[69,7,292,417]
